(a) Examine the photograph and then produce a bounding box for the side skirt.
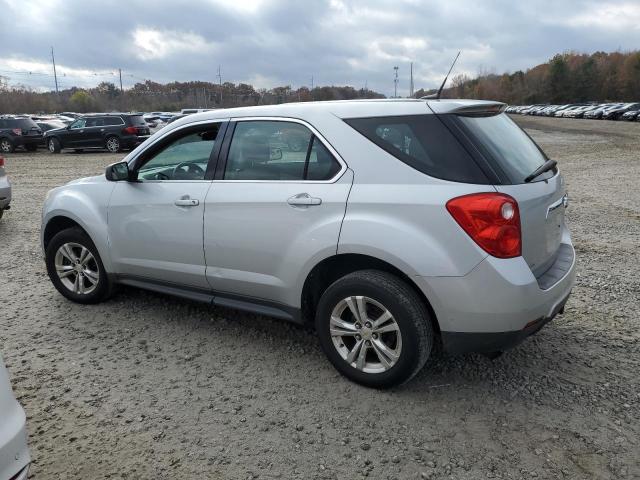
[117,276,303,324]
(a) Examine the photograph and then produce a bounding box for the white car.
[0,356,29,480]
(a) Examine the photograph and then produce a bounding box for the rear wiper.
[524,159,557,183]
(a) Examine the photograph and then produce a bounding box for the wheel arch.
[300,253,440,334]
[43,215,88,250]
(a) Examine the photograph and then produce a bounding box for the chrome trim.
[546,193,568,219]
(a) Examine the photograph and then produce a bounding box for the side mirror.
[105,161,130,181]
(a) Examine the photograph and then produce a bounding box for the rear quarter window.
[344,115,489,184]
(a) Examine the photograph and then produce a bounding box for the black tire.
[0,138,15,153]
[105,136,121,153]
[0,208,4,220]
[45,227,112,304]
[24,144,38,152]
[315,270,433,389]
[48,137,61,153]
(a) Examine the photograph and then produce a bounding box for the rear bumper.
[0,177,11,209]
[416,235,576,355]
[0,403,30,480]
[121,135,150,149]
[441,292,569,354]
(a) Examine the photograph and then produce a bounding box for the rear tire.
[315,270,433,389]
[45,227,112,304]
[0,138,15,153]
[105,136,121,153]
[48,137,61,153]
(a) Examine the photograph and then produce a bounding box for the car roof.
[171,99,505,127]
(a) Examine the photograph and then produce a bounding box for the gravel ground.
[0,115,638,479]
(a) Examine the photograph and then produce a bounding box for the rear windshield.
[128,115,147,126]
[454,113,550,183]
[6,118,39,129]
[344,115,489,184]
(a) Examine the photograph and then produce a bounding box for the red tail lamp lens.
[446,193,521,258]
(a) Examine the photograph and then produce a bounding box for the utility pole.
[217,65,223,104]
[51,47,59,94]
[311,75,314,90]
[393,66,399,98]
[118,68,123,93]
[409,62,414,98]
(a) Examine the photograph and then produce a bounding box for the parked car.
[36,119,67,133]
[0,156,11,219]
[0,117,43,153]
[620,108,640,121]
[603,103,640,120]
[44,113,151,153]
[41,99,575,388]
[583,103,622,119]
[0,355,30,480]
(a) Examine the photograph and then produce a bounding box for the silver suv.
[41,99,575,388]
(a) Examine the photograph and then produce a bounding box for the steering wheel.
[173,162,206,180]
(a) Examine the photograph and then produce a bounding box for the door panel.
[108,181,212,288]
[203,171,353,307]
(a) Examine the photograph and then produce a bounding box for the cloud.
[0,0,637,96]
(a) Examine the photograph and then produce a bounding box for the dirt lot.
[0,115,638,479]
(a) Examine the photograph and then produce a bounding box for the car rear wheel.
[45,227,112,304]
[105,136,121,153]
[315,270,433,389]
[48,137,61,153]
[0,138,14,153]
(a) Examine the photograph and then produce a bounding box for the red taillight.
[446,192,521,258]
[122,126,137,135]
[12,128,22,135]
[0,156,4,167]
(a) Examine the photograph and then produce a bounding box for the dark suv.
[44,113,151,153]
[0,117,43,153]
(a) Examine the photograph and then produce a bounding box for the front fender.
[41,180,116,271]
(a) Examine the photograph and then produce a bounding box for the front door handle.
[175,197,200,207]
[287,193,322,207]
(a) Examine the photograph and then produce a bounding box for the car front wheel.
[48,138,61,153]
[315,270,433,389]
[45,227,112,304]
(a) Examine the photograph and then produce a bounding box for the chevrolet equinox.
[41,99,575,388]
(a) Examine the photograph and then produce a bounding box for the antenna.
[423,51,461,100]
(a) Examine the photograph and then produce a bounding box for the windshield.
[455,113,550,184]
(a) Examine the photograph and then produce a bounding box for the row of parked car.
[507,102,640,121]
[0,110,198,154]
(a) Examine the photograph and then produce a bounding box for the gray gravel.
[0,115,639,479]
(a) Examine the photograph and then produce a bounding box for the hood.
[66,174,107,186]
[44,126,67,136]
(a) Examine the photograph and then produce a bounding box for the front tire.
[315,270,433,389]
[45,227,112,304]
[48,137,61,153]
[105,136,121,153]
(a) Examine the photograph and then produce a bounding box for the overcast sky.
[0,0,638,96]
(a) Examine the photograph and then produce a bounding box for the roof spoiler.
[445,103,507,117]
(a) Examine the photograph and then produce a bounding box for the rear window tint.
[344,115,488,184]
[128,115,147,126]
[7,118,39,129]
[454,113,550,183]
[104,117,124,126]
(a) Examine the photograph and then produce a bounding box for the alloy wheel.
[0,139,11,153]
[106,137,120,152]
[330,296,402,374]
[54,242,100,295]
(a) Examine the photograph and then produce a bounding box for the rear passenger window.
[224,121,341,181]
[345,115,488,184]
[104,117,123,126]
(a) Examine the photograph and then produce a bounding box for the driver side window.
[137,123,220,181]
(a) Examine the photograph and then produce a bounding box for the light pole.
[393,66,399,98]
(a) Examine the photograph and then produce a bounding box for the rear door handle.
[175,197,200,207]
[287,193,322,206]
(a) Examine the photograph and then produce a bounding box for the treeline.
[0,79,384,114]
[417,51,640,104]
